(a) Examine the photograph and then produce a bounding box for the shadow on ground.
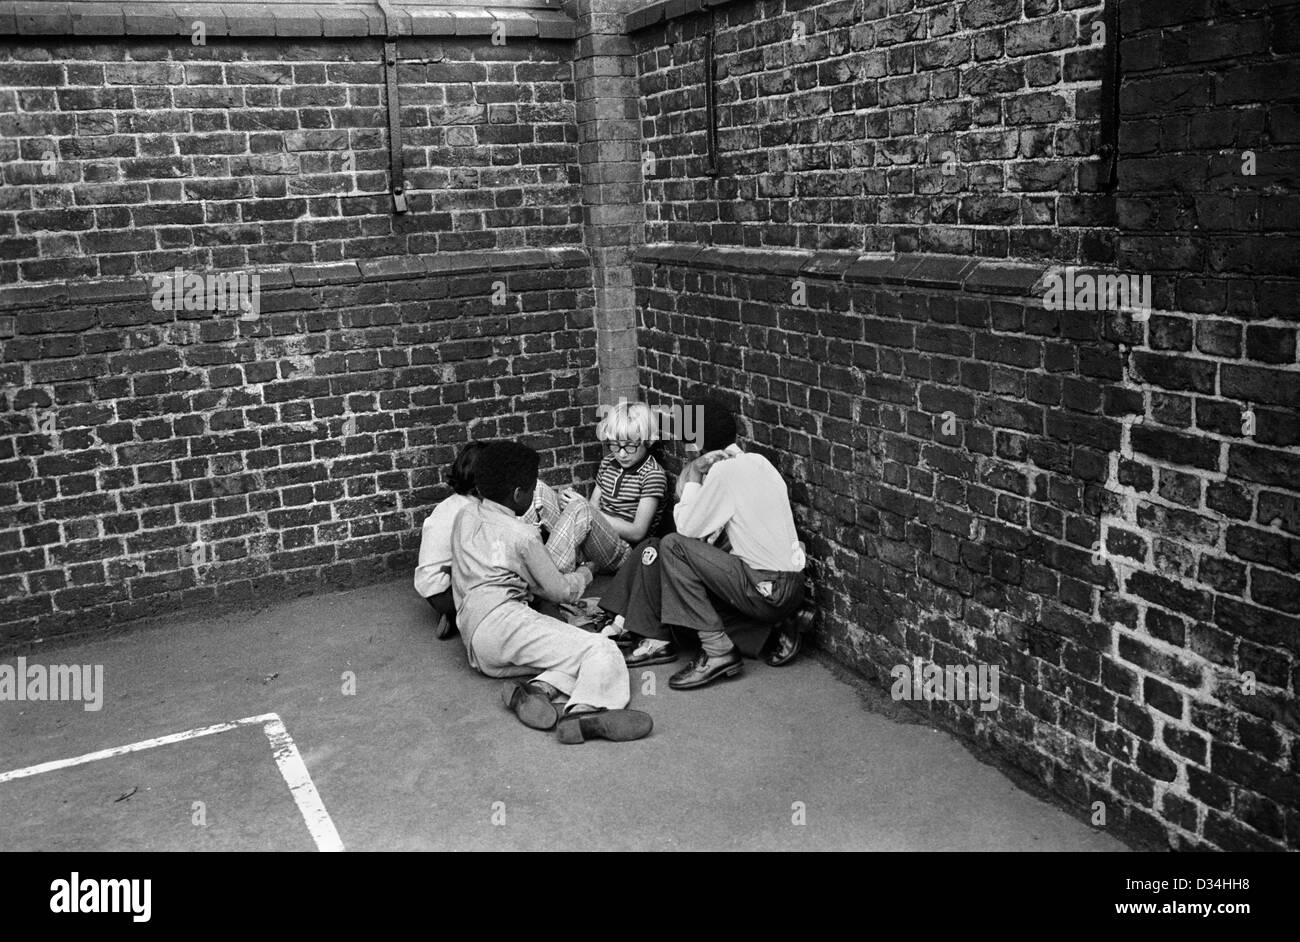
[0,577,1127,852]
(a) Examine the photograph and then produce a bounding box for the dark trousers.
[601,534,804,657]
[426,589,456,630]
[600,538,668,640]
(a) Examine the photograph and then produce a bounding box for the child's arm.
[586,483,602,512]
[674,458,736,540]
[414,504,454,597]
[600,496,660,543]
[519,531,592,604]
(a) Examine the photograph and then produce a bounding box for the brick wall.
[0,248,597,647]
[0,34,581,282]
[635,246,1298,851]
[1,0,1296,851]
[632,0,1111,261]
[0,5,600,646]
[628,0,1299,851]
[1117,0,1300,319]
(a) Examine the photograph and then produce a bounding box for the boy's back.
[447,439,647,743]
[451,497,588,647]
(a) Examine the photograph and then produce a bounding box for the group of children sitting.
[412,402,667,745]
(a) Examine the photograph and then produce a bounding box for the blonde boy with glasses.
[529,401,667,575]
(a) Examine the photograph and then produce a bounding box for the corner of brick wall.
[632,244,1300,852]
[572,0,646,406]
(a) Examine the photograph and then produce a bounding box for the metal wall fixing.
[376,0,409,213]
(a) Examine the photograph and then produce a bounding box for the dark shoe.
[764,626,800,666]
[668,649,743,690]
[765,609,812,666]
[433,612,456,640]
[556,708,653,745]
[528,679,564,701]
[624,640,678,667]
[501,680,558,731]
[610,629,639,651]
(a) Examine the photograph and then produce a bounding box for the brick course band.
[634,243,1055,298]
[0,2,577,40]
[627,0,732,34]
[0,246,588,311]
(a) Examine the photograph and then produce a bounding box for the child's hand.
[560,488,582,506]
[696,450,729,474]
[684,450,728,484]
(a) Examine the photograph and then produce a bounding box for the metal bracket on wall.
[376,0,408,214]
[1097,0,1120,191]
[704,16,719,178]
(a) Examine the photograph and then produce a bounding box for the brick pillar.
[569,0,645,405]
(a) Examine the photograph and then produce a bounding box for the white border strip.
[0,712,343,852]
[261,716,344,853]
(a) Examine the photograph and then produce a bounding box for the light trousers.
[468,602,629,711]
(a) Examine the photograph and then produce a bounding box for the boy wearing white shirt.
[414,442,485,639]
[599,395,807,688]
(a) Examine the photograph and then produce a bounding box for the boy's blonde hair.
[597,401,656,443]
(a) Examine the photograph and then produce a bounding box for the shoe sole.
[668,663,743,690]
[433,613,455,640]
[556,709,653,745]
[624,649,678,667]
[501,681,558,731]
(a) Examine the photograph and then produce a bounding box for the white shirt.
[674,445,806,573]
[414,493,474,598]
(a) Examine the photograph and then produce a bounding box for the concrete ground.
[0,576,1126,852]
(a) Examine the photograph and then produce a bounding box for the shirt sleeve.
[414,501,455,597]
[673,461,737,540]
[518,530,592,604]
[640,462,667,501]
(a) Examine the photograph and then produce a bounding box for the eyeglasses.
[606,441,643,454]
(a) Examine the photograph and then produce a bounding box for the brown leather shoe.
[668,648,743,690]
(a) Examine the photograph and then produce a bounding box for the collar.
[480,497,519,518]
[723,443,743,458]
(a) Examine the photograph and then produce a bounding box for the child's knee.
[590,634,622,662]
[659,532,688,559]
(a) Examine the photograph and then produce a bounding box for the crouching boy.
[451,440,652,745]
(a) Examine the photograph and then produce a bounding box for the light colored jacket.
[451,498,592,647]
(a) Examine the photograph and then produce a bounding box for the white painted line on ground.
[0,712,344,852]
[0,713,277,784]
[260,716,344,852]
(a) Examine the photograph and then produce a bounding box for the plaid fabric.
[576,502,632,573]
[530,484,631,575]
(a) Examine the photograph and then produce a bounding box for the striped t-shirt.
[596,452,667,528]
